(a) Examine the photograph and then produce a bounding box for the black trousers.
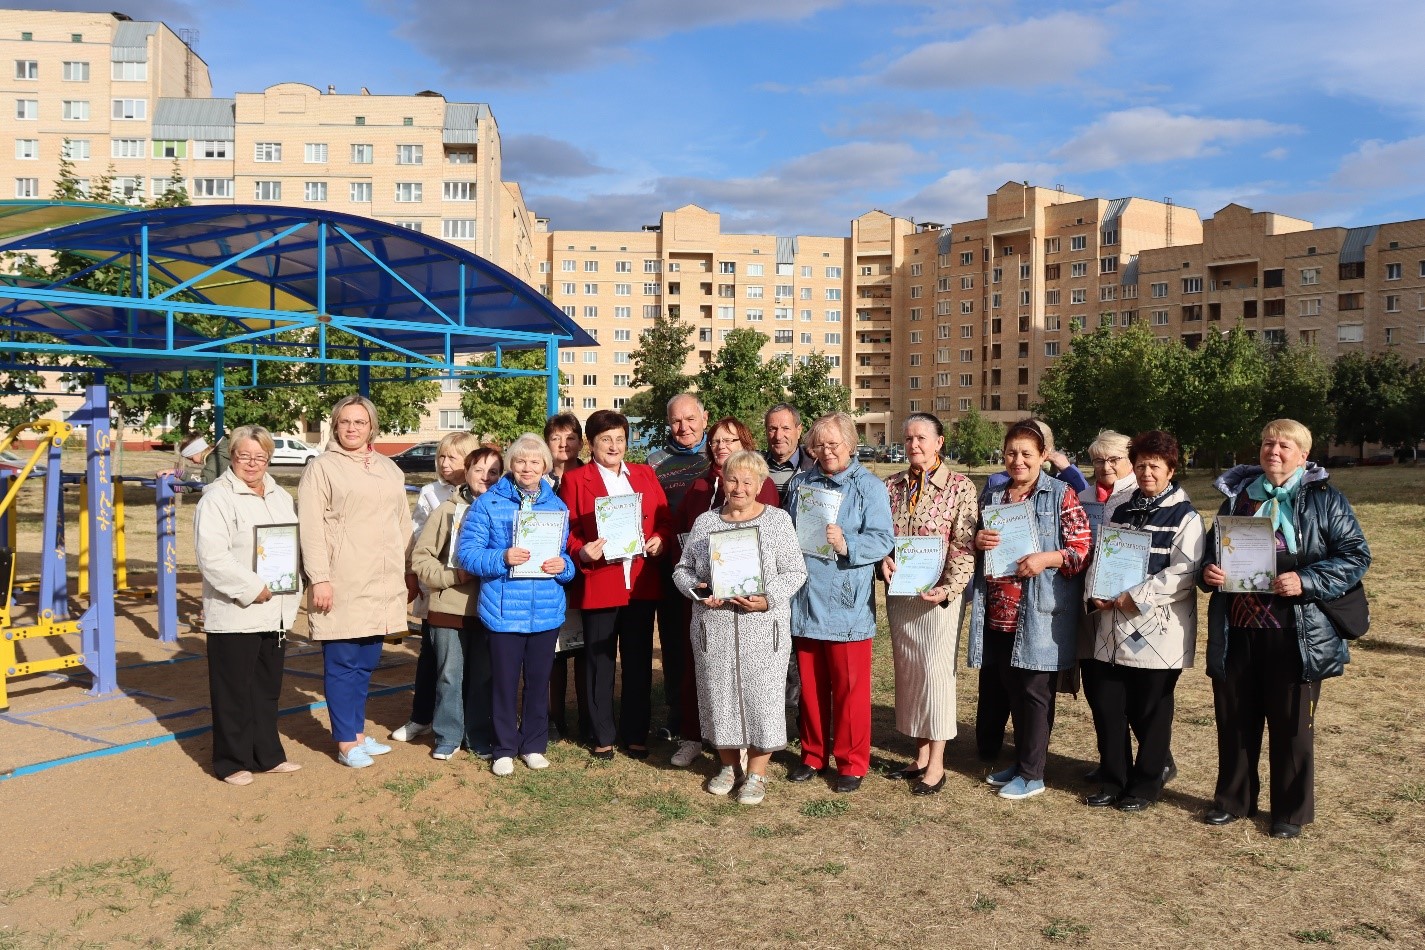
[1084,659,1180,800]
[975,665,1011,762]
[981,630,1056,781]
[583,600,657,748]
[207,631,287,779]
[1213,626,1321,825]
[549,649,591,742]
[656,587,686,734]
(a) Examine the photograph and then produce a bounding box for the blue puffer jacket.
[1199,463,1371,682]
[457,474,576,634]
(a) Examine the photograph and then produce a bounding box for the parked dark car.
[1324,455,1357,468]
[1359,453,1395,467]
[856,444,877,461]
[390,441,440,474]
[882,445,906,464]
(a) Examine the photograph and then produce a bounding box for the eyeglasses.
[234,453,270,465]
[1091,456,1124,468]
[709,438,742,447]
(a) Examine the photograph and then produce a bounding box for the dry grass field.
[0,460,1421,949]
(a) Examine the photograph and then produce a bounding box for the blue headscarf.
[1246,466,1304,554]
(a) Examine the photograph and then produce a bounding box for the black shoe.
[787,762,818,783]
[1084,789,1118,808]
[1162,761,1178,785]
[1116,796,1151,813]
[1083,767,1101,783]
[1271,822,1301,839]
[886,764,927,781]
[1203,808,1238,826]
[834,775,863,794]
[623,746,649,760]
[910,775,946,796]
[591,748,615,761]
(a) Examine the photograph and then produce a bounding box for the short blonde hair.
[227,425,274,460]
[807,411,857,450]
[436,431,481,473]
[329,394,379,444]
[1087,429,1130,461]
[504,432,553,473]
[1261,418,1313,457]
[722,449,769,484]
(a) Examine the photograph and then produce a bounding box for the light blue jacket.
[784,458,894,642]
[967,473,1083,672]
[457,474,576,634]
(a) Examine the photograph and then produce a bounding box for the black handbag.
[1317,581,1370,640]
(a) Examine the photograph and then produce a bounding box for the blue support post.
[546,337,559,416]
[78,383,117,697]
[213,365,226,441]
[154,472,180,643]
[37,436,67,619]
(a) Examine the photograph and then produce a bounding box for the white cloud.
[1329,136,1425,194]
[877,12,1109,89]
[502,135,610,183]
[899,163,1061,226]
[823,107,980,142]
[1052,107,1294,171]
[371,0,845,85]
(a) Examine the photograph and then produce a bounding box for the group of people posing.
[193,394,1370,838]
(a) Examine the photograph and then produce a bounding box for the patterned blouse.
[986,487,1092,633]
[884,462,978,599]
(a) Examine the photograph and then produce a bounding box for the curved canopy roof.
[0,202,592,375]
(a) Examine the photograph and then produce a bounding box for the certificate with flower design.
[887,535,946,596]
[1086,527,1152,601]
[594,492,644,560]
[794,485,842,560]
[980,501,1039,579]
[1215,515,1277,592]
[708,525,766,599]
[253,523,300,594]
[510,509,567,579]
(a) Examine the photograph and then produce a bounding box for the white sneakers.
[390,721,431,742]
[492,757,515,776]
[522,753,550,770]
[670,740,703,768]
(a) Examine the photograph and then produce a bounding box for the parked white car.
[269,436,320,466]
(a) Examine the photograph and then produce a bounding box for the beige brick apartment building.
[3,10,1422,450]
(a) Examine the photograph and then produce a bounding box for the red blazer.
[558,461,672,609]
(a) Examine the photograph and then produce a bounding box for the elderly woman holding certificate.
[784,412,894,794]
[879,413,977,796]
[458,434,576,776]
[1082,430,1204,813]
[969,420,1092,800]
[1198,419,1370,839]
[558,410,672,760]
[194,425,302,786]
[673,451,806,805]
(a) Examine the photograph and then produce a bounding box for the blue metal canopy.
[0,202,592,378]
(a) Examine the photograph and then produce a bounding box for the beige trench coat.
[297,442,411,640]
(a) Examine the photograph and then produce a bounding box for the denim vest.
[967,472,1083,672]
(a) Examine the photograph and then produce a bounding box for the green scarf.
[1247,467,1304,554]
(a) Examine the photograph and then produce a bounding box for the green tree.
[693,327,788,426]
[52,141,87,201]
[625,307,694,440]
[150,158,189,208]
[1330,351,1412,457]
[785,350,851,424]
[459,348,565,444]
[1175,326,1267,468]
[1259,343,1333,447]
[949,406,1002,466]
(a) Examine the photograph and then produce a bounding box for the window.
[584,283,599,296]
[959,349,974,363]
[114,176,142,200]
[396,144,423,165]
[610,283,630,296]
[643,282,660,296]
[774,329,794,344]
[1070,262,1088,278]
[14,139,37,160]
[1070,289,1087,304]
[1070,234,1087,251]
[1019,290,1031,306]
[992,293,1002,308]
[438,180,475,202]
[775,284,794,298]
[1339,293,1364,311]
[1045,314,1061,331]
[992,267,1003,283]
[1300,297,1321,316]
[1102,228,1118,246]
[581,374,598,387]
[1045,341,1060,357]
[253,142,282,162]
[394,182,423,202]
[254,180,281,201]
[825,266,842,278]
[642,305,660,318]
[825,289,841,300]
[746,285,764,299]
[561,260,577,272]
[1044,290,1060,306]
[825,310,841,322]
[1298,267,1320,286]
[1386,262,1402,280]
[61,139,89,160]
[1099,285,1117,302]
[62,61,88,81]
[192,178,233,198]
[111,138,145,158]
[1337,323,1364,343]
[1386,294,1402,312]
[1152,310,1169,326]
[438,410,467,430]
[584,352,598,364]
[824,332,841,345]
[441,219,475,240]
[111,98,146,120]
[719,261,736,274]
[349,181,372,202]
[111,61,147,81]
[615,306,631,319]
[1182,276,1203,294]
[303,181,327,202]
[1100,256,1118,274]
[14,60,37,80]
[192,140,229,160]
[746,308,764,322]
[583,260,599,273]
[959,251,974,266]
[1149,281,1167,298]
[14,177,39,198]
[15,99,36,120]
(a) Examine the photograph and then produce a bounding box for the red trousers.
[795,636,873,777]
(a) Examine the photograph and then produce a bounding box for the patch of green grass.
[231,835,327,892]
[804,861,847,876]
[1390,782,1424,804]
[1181,714,1214,726]
[526,938,571,950]
[800,798,850,818]
[992,858,1047,887]
[636,789,693,822]
[1291,929,1337,944]
[971,893,997,912]
[1042,918,1090,942]
[381,771,438,809]
[174,907,205,932]
[1343,922,1392,941]
[750,823,803,838]
[33,855,174,906]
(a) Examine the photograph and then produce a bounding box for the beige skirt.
[887,594,964,741]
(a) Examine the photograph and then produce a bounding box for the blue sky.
[14,0,1425,236]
